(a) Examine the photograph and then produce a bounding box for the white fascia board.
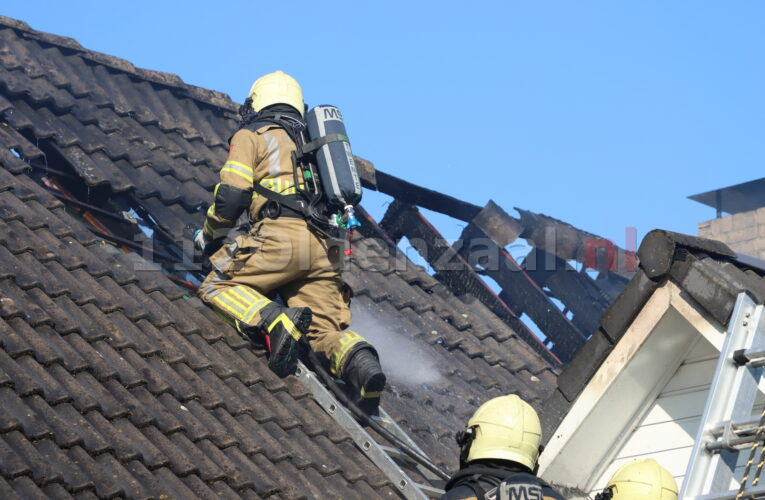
[538,281,725,489]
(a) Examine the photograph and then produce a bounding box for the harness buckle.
[263,200,282,219]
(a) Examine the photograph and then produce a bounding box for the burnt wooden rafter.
[378,200,561,366]
[457,217,587,361]
[522,248,610,338]
[360,158,631,361]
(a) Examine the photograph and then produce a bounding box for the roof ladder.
[294,361,446,499]
[681,292,765,499]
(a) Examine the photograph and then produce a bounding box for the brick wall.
[698,207,765,259]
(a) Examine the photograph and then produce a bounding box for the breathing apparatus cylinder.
[305,105,362,228]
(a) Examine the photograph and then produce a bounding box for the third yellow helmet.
[247,70,304,117]
[606,459,678,500]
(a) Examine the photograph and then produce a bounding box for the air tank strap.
[252,182,307,216]
[299,133,349,156]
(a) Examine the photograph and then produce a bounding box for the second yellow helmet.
[465,394,542,470]
[606,459,678,500]
[247,70,304,117]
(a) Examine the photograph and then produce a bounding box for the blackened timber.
[354,156,377,189]
[516,208,637,281]
[467,201,523,248]
[380,200,561,366]
[458,226,587,361]
[368,170,482,222]
[524,249,608,338]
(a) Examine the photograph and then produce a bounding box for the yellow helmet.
[462,395,541,470]
[247,70,304,117]
[606,459,678,500]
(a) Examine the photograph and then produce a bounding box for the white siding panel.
[618,418,699,458]
[641,390,710,425]
[684,335,719,361]
[592,337,718,492]
[662,358,717,394]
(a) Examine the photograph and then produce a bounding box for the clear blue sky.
[4,1,764,250]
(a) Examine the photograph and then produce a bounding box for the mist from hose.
[351,303,442,387]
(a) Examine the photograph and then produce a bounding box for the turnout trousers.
[199,217,366,376]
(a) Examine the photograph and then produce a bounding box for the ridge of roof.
[636,229,737,279]
[0,15,238,112]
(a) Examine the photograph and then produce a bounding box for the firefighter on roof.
[442,395,565,500]
[594,459,677,500]
[195,70,386,409]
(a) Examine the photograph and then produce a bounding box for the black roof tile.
[132,320,184,362]
[34,439,94,493]
[183,398,238,448]
[179,473,226,500]
[158,327,211,370]
[0,316,35,358]
[157,393,211,442]
[272,390,344,442]
[152,465,208,499]
[62,448,108,498]
[101,311,147,352]
[65,335,117,381]
[188,438,234,484]
[73,372,126,419]
[120,461,172,500]
[243,419,292,463]
[5,430,63,485]
[2,219,53,259]
[142,354,196,399]
[92,452,140,498]
[50,366,98,412]
[25,291,78,338]
[0,279,52,327]
[20,357,70,399]
[0,351,44,398]
[222,446,280,495]
[54,300,108,342]
[82,413,138,462]
[0,391,23,434]
[114,420,170,469]
[185,335,236,379]
[0,431,33,479]
[11,476,50,500]
[104,381,156,428]
[172,364,225,410]
[95,278,146,322]
[54,403,111,454]
[130,385,184,434]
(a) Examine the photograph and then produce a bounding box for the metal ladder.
[681,292,765,499]
[293,361,446,499]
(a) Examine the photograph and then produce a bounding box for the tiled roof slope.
[0,15,238,240]
[539,229,765,442]
[0,155,401,498]
[0,16,560,495]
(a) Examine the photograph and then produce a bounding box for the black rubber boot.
[238,303,312,378]
[343,348,386,413]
